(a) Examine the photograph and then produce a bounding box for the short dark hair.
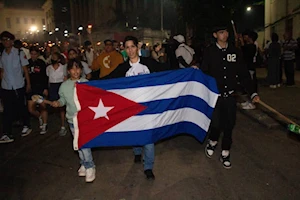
[0,31,15,40]
[104,39,113,45]
[84,40,92,46]
[52,45,61,52]
[249,31,258,41]
[52,52,62,60]
[124,36,138,47]
[68,48,78,54]
[14,40,23,48]
[271,33,279,42]
[29,46,40,53]
[67,59,83,71]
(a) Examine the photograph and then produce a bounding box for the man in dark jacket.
[201,25,260,169]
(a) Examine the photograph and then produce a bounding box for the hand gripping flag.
[73,68,219,150]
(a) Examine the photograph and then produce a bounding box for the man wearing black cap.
[0,31,32,143]
[201,25,260,168]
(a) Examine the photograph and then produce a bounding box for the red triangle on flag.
[76,83,146,148]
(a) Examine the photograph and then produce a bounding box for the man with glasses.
[0,31,32,143]
[91,39,124,79]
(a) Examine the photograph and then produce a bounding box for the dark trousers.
[1,88,30,136]
[250,70,258,93]
[284,60,295,85]
[209,96,236,150]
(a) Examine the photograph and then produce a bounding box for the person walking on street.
[201,25,260,169]
[27,46,49,134]
[267,33,281,88]
[0,31,32,143]
[51,59,96,183]
[282,32,298,86]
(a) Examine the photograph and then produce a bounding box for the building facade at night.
[265,0,300,42]
[0,1,45,39]
[69,0,168,44]
[43,0,71,32]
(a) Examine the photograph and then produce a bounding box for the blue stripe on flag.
[83,68,219,94]
[138,96,214,118]
[81,121,207,148]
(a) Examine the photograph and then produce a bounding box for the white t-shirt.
[85,49,95,66]
[46,63,67,83]
[125,58,150,77]
[175,43,195,68]
[81,61,92,78]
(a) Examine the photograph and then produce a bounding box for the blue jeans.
[69,123,95,169]
[133,143,155,170]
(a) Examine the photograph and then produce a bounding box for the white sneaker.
[241,101,256,110]
[78,165,86,177]
[85,168,96,183]
[59,127,67,136]
[269,85,276,89]
[21,126,32,137]
[39,116,43,129]
[0,135,14,143]
[40,124,48,135]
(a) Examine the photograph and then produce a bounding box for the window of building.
[16,17,20,24]
[6,18,11,28]
[24,18,28,24]
[31,18,35,24]
[42,18,45,25]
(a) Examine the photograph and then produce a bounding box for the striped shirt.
[282,39,297,61]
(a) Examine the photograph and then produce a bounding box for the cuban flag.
[73,68,219,150]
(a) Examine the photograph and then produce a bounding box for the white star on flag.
[89,99,114,120]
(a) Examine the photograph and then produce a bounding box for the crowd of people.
[0,26,298,183]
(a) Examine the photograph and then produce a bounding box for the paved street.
[0,77,300,200]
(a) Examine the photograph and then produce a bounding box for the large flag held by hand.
[73,68,219,150]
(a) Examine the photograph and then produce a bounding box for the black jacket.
[101,57,168,79]
[201,43,256,97]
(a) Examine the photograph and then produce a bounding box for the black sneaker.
[205,141,217,158]
[134,155,142,163]
[220,154,232,169]
[144,169,155,180]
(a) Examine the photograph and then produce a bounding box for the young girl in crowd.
[51,59,96,183]
[46,52,68,136]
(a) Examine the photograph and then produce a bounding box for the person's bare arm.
[22,66,31,92]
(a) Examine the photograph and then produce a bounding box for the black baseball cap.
[213,25,228,33]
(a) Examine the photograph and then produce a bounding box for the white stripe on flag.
[106,107,211,132]
[109,81,218,108]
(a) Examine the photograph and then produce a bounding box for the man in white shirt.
[0,31,32,143]
[83,40,96,67]
[173,35,196,69]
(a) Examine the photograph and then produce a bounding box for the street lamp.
[87,24,92,29]
[78,26,83,31]
[64,30,68,34]
[49,31,53,35]
[133,26,137,30]
[246,6,252,12]
[29,26,37,32]
[55,27,59,31]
